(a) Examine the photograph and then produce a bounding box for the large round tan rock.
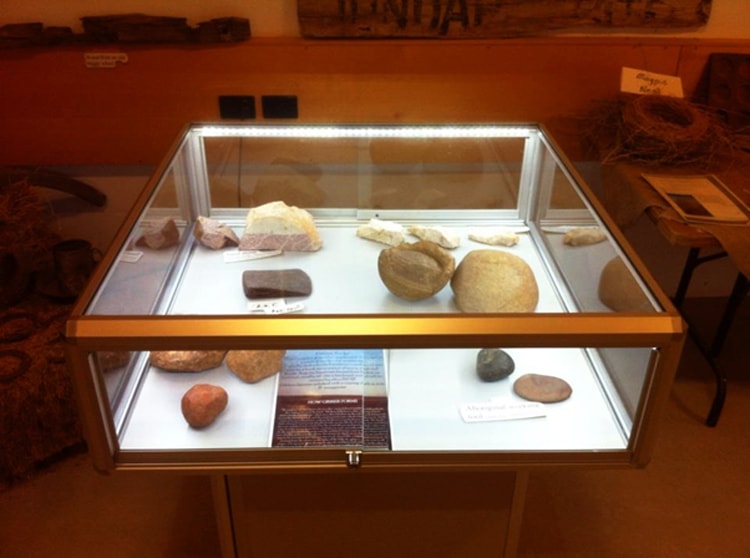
[598,257,652,312]
[181,383,228,429]
[450,249,538,313]
[226,350,286,383]
[150,350,227,372]
[378,240,455,301]
[513,373,572,403]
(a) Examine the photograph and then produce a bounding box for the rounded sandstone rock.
[378,240,455,301]
[181,383,228,429]
[513,373,572,403]
[598,257,653,313]
[226,350,286,383]
[150,350,227,372]
[450,249,538,313]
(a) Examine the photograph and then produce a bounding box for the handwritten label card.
[620,67,684,98]
[460,400,546,422]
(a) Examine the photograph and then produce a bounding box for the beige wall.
[2,0,750,38]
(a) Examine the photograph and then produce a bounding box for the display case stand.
[211,470,529,558]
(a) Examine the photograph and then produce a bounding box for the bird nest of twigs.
[587,94,735,168]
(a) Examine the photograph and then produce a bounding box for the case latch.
[345,450,362,467]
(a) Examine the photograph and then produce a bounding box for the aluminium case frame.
[65,122,685,474]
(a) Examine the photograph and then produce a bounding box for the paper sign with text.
[620,67,684,98]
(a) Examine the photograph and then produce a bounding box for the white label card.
[620,67,684,98]
[460,400,546,422]
[119,250,143,263]
[248,299,305,314]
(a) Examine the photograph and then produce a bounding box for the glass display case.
[65,123,685,474]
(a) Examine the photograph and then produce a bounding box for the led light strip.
[197,124,536,139]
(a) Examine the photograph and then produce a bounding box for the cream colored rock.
[239,201,322,252]
[150,350,227,372]
[563,227,606,246]
[226,350,286,383]
[194,216,239,249]
[357,218,405,246]
[407,224,460,249]
[181,384,228,428]
[450,249,538,313]
[378,241,455,300]
[468,227,521,247]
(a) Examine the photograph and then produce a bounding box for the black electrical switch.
[262,95,298,119]
[218,96,256,119]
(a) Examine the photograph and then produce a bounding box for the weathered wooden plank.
[298,0,712,38]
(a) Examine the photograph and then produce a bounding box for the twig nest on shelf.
[513,373,572,403]
[181,384,228,429]
[226,350,286,383]
[598,257,653,312]
[451,249,538,313]
[378,240,455,300]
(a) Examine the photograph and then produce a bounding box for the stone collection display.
[598,257,652,313]
[181,384,228,429]
[150,350,227,372]
[475,348,515,382]
[468,227,520,247]
[239,200,322,252]
[377,240,455,300]
[513,373,572,403]
[563,227,606,246]
[242,269,312,299]
[407,224,460,249]
[135,217,180,250]
[356,218,405,246]
[226,350,286,383]
[194,215,239,249]
[451,249,539,313]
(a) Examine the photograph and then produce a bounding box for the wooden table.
[601,157,750,426]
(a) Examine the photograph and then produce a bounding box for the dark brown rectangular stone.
[242,269,312,299]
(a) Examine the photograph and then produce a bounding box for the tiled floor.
[1,299,748,558]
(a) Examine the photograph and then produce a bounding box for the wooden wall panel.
[1,38,747,166]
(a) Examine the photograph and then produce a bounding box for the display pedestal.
[212,470,528,558]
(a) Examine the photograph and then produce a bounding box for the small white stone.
[356,218,405,246]
[468,227,520,247]
[407,224,460,249]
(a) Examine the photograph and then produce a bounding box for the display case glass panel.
[66,123,684,472]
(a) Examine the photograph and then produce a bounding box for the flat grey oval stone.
[513,373,572,403]
[476,348,515,382]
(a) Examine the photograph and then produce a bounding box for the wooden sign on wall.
[298,0,712,38]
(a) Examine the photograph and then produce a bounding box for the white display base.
[120,224,628,452]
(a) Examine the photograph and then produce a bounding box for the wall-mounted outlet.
[218,95,256,119]
[262,95,298,119]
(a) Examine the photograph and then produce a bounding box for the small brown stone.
[242,269,312,299]
[150,350,227,372]
[377,240,455,300]
[226,350,285,383]
[194,216,239,249]
[181,384,228,429]
[513,373,572,403]
[136,217,180,250]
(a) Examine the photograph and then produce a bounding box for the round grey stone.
[476,348,515,382]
